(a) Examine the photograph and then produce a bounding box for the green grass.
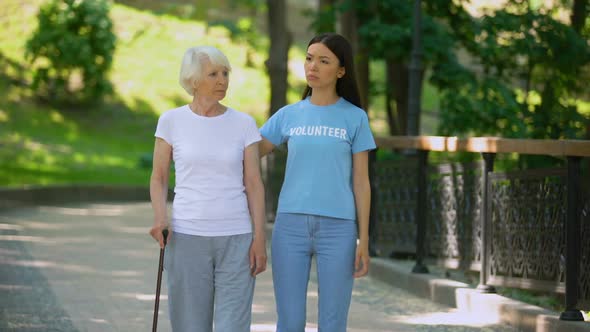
[496,287,565,312]
[0,0,282,187]
[0,0,442,187]
[0,77,156,185]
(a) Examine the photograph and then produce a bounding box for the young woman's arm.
[352,150,371,278]
[244,141,268,276]
[258,137,275,158]
[149,138,172,248]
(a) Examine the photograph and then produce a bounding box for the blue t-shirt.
[260,97,376,220]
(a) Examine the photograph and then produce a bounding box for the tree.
[338,0,379,256]
[340,0,371,111]
[571,0,589,34]
[569,0,590,139]
[318,0,337,33]
[356,0,449,135]
[207,0,264,67]
[315,0,590,143]
[266,0,291,116]
[265,0,291,220]
[431,1,590,141]
[25,0,116,104]
[308,0,371,111]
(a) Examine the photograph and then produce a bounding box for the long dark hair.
[301,33,362,109]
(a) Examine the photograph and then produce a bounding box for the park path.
[0,201,519,331]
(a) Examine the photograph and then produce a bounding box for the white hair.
[179,46,231,96]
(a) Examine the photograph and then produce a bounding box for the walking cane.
[152,229,168,332]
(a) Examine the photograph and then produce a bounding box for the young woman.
[149,45,267,332]
[259,33,376,332]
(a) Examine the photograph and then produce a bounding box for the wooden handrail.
[374,136,590,157]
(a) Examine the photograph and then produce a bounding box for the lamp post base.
[559,309,584,321]
[412,262,429,274]
[476,284,496,293]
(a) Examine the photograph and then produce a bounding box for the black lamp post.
[407,0,422,136]
[408,0,428,274]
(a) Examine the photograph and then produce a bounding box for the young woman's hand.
[249,236,267,276]
[354,242,370,278]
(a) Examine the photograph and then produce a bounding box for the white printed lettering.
[288,126,347,139]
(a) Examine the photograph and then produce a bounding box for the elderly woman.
[149,45,267,332]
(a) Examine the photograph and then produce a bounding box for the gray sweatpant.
[164,232,255,332]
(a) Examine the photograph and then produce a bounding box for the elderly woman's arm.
[244,141,268,276]
[149,138,172,248]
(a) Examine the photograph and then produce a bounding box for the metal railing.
[371,136,590,321]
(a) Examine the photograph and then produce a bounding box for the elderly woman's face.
[195,58,229,100]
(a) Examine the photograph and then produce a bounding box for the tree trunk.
[318,0,336,32]
[340,0,378,256]
[386,60,409,135]
[570,0,590,139]
[265,0,291,222]
[386,60,425,136]
[571,0,588,34]
[340,0,370,111]
[320,0,335,9]
[356,53,370,111]
[266,0,291,117]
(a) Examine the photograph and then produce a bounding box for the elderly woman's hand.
[149,224,170,249]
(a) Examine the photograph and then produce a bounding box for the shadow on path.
[0,225,78,332]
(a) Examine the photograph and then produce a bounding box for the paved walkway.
[0,201,522,331]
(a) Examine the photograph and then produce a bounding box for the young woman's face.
[195,59,229,100]
[304,42,345,91]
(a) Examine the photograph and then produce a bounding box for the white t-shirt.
[155,105,261,236]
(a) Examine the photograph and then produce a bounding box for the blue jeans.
[271,213,357,332]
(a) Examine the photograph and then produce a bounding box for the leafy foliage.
[440,4,590,139]
[305,2,338,33]
[209,17,263,67]
[208,0,266,67]
[320,0,590,141]
[25,0,116,104]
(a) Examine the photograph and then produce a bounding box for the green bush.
[25,0,116,104]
